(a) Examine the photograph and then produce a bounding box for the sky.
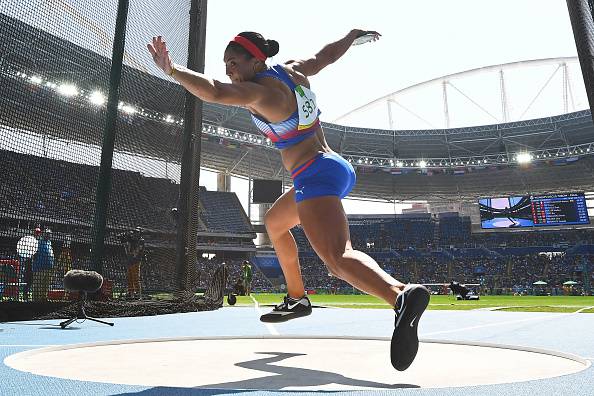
[203,0,579,122]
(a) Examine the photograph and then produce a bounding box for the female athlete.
[148,30,430,371]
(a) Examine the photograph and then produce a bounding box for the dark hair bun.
[266,39,279,57]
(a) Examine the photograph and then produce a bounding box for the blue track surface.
[1,306,593,395]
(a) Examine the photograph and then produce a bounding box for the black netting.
[101,1,190,300]
[0,2,117,308]
[35,263,227,321]
[568,0,594,119]
[0,1,223,320]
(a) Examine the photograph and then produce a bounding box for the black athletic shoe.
[391,284,430,371]
[260,294,312,323]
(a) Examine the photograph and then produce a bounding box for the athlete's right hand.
[147,36,174,75]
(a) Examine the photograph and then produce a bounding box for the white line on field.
[422,312,573,337]
[251,295,279,336]
[575,306,594,313]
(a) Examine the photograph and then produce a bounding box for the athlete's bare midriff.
[279,129,331,172]
[247,64,332,173]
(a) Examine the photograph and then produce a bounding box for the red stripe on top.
[291,154,321,179]
[280,120,320,140]
[232,36,267,61]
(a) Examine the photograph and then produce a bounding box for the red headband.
[231,36,267,61]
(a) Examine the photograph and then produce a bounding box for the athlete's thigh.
[297,196,352,263]
[264,187,300,234]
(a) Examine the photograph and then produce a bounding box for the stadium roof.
[333,57,588,130]
[2,13,594,201]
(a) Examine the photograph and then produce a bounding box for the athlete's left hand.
[147,36,174,75]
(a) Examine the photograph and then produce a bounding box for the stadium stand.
[199,187,253,234]
[278,213,594,296]
[0,150,257,303]
[0,150,254,236]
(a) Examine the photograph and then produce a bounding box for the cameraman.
[122,227,145,300]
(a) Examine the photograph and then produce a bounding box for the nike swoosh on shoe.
[395,306,407,327]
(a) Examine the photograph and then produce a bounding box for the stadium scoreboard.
[479,192,590,229]
[530,193,589,226]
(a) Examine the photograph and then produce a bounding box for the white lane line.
[424,305,594,337]
[250,295,279,336]
[575,306,594,313]
[422,312,573,337]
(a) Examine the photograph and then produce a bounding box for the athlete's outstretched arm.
[147,36,270,106]
[288,29,380,77]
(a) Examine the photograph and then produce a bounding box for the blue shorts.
[291,152,356,203]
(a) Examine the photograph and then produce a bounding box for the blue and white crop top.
[250,65,321,149]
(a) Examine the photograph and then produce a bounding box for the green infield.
[224,293,594,313]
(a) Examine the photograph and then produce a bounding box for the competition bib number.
[295,85,319,130]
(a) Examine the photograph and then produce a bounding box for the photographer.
[121,227,145,300]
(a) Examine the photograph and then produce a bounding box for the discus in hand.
[352,31,381,46]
